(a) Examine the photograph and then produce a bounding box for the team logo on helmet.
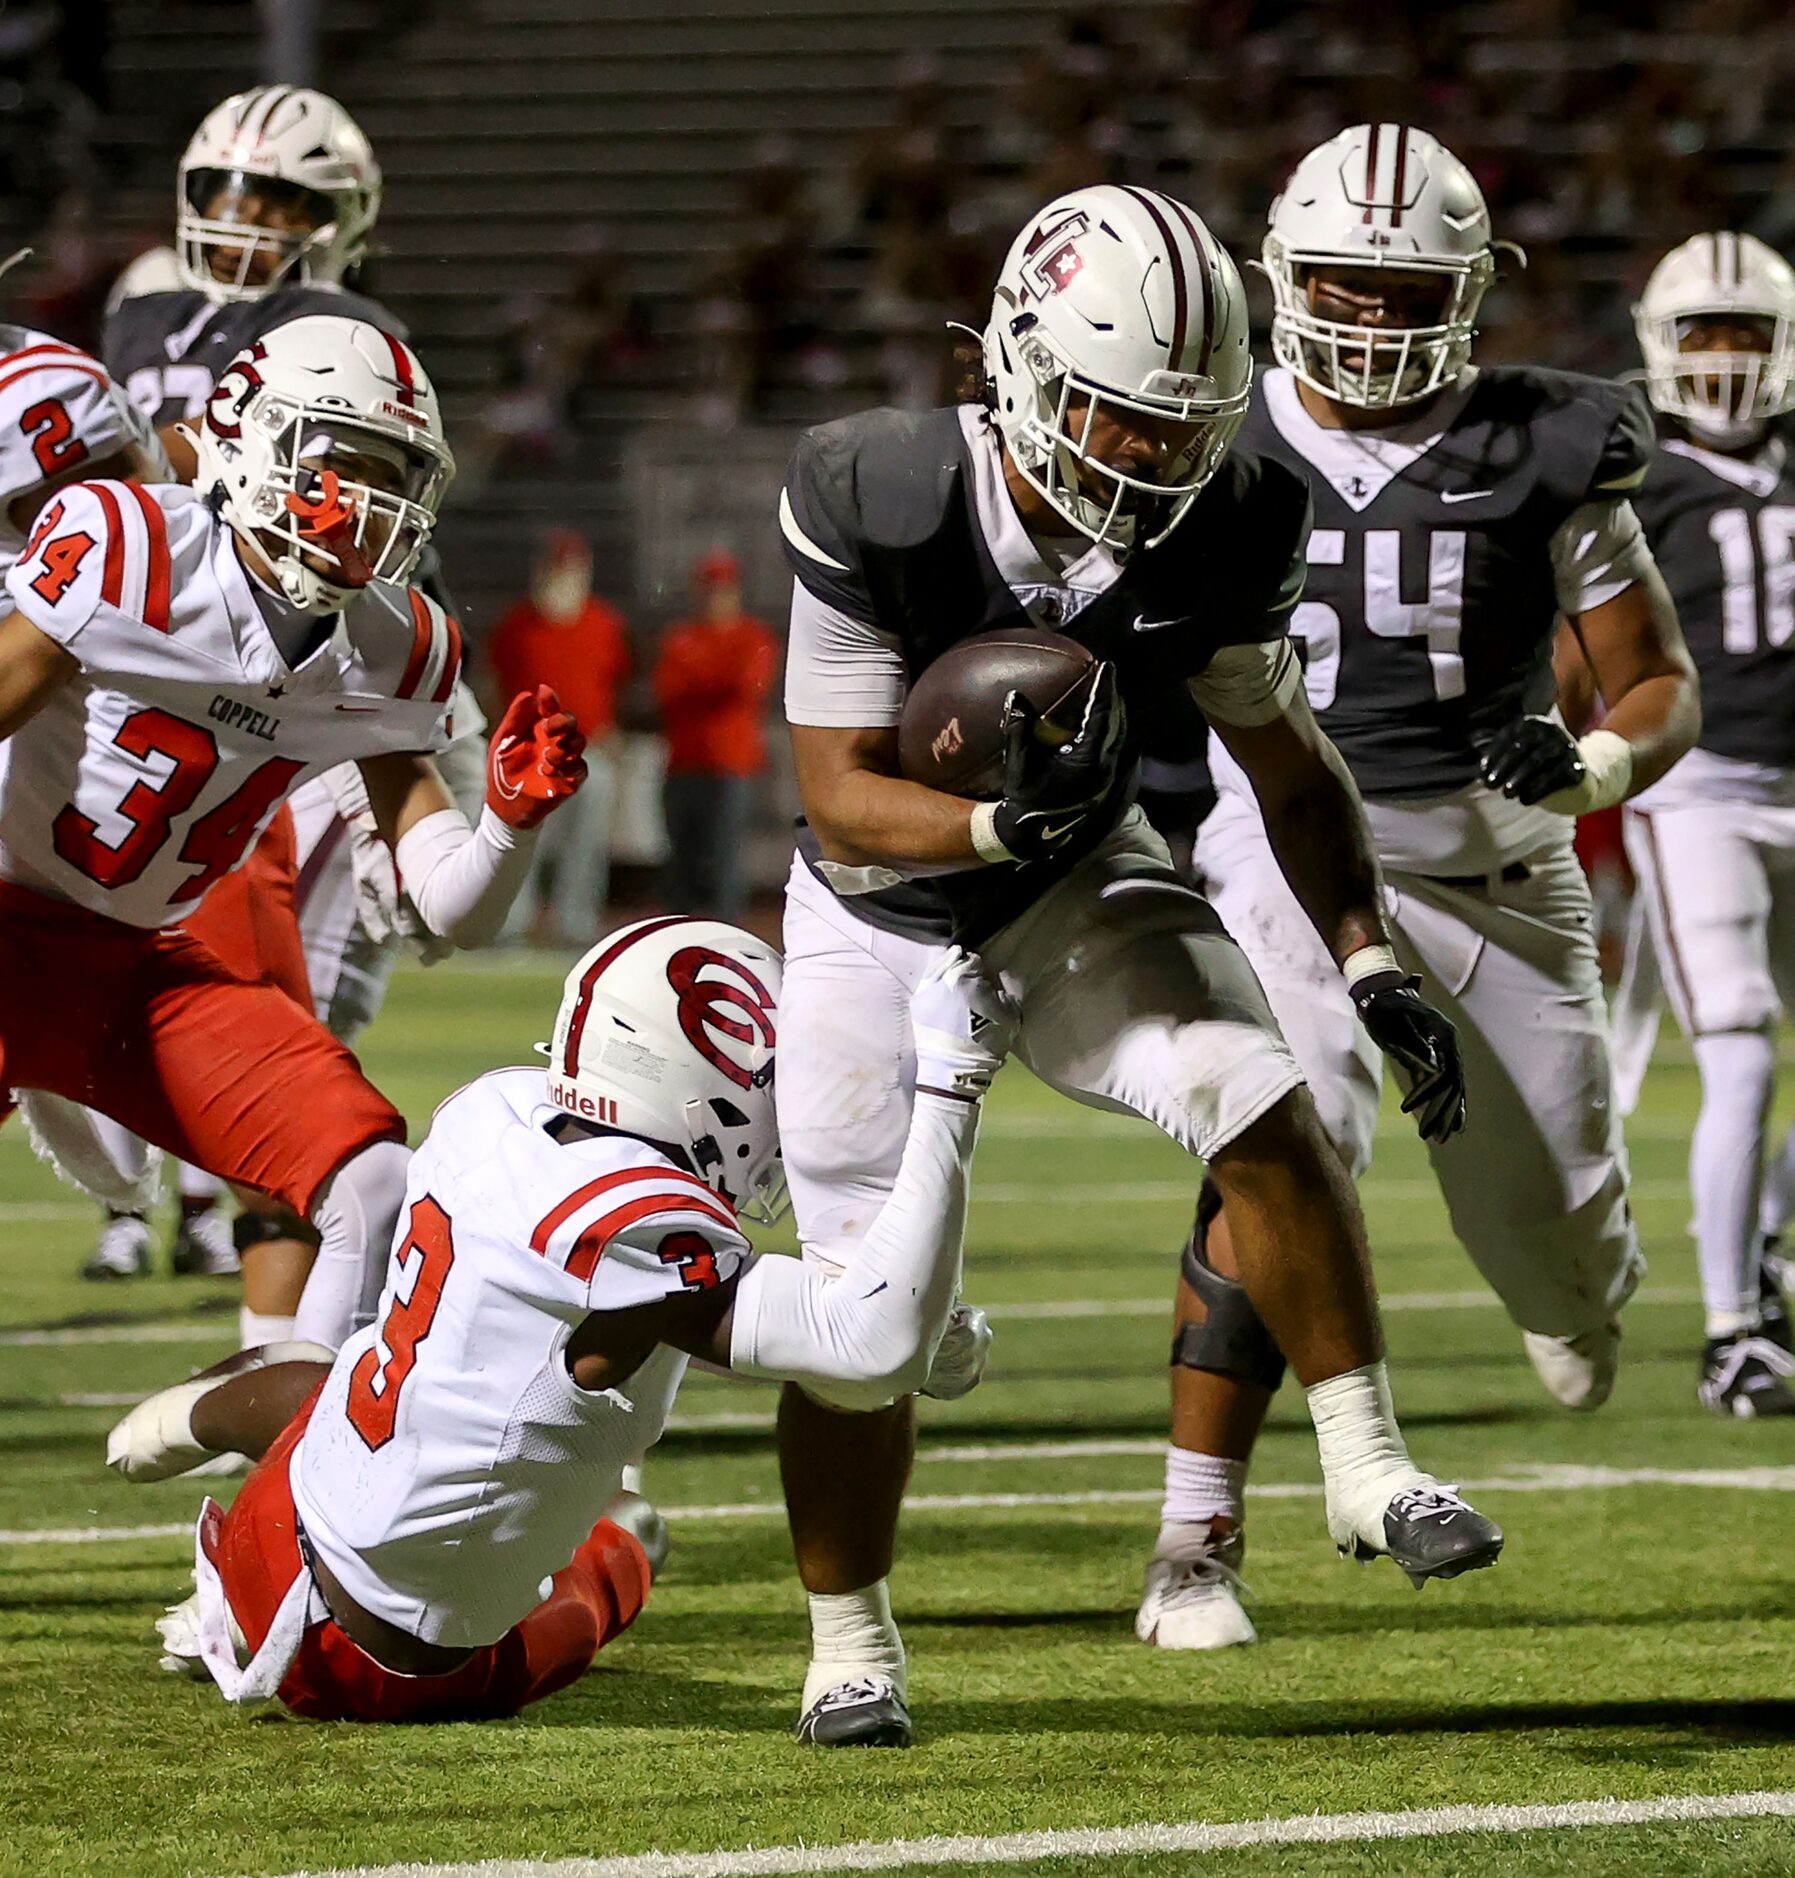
[1021,210,1090,301]
[666,946,775,1091]
[205,342,268,441]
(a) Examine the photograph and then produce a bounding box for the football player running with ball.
[1142,126,1700,1654]
[1617,233,1795,1415]
[107,925,1015,1724]
[0,314,584,1351]
[775,182,1501,1749]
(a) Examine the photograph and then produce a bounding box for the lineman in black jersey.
[775,182,1501,1748]
[1145,127,1699,1654]
[1615,232,1795,1417]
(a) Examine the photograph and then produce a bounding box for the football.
[897,628,1098,799]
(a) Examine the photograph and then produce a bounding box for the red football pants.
[0,870,402,1217]
[211,1390,654,1722]
[180,806,314,1009]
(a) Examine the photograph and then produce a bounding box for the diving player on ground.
[107,925,1015,1724]
[774,181,1500,1748]
[1140,127,1699,1655]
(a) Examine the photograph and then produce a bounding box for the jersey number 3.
[346,1196,456,1452]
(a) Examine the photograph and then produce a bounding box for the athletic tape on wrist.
[1342,944,1400,990]
[969,801,1016,865]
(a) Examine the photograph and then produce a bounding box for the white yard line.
[12,1463,1795,1549]
[0,1201,89,1220]
[252,1790,1795,1878]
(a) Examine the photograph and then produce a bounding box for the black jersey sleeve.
[1510,368,1656,512]
[779,419,878,622]
[1590,382,1656,496]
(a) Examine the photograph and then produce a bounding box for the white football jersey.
[292,1066,751,1649]
[0,479,461,927]
[0,327,159,577]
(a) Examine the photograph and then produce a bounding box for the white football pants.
[1196,790,1641,1340]
[778,810,1304,1274]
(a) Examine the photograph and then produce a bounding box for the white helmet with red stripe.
[546,916,786,1223]
[983,184,1252,552]
[192,313,453,615]
[1635,232,1795,447]
[178,86,381,305]
[1264,124,1500,410]
[0,326,163,563]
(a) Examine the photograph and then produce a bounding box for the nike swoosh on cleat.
[1440,489,1494,504]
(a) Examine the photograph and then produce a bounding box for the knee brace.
[233,1207,320,1254]
[1170,1180,1288,1393]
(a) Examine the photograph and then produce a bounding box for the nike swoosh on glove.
[990,660,1127,862]
[1350,970,1468,1144]
[486,684,588,830]
[1477,716,1583,805]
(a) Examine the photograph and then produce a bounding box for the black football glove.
[1478,716,1585,805]
[1350,968,1468,1144]
[990,660,1127,861]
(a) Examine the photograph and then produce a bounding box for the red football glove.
[486,685,588,830]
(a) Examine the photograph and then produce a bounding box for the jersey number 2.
[346,1196,456,1452]
[20,398,89,478]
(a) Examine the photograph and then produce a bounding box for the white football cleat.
[1523,1321,1620,1411]
[1136,1522,1256,1650]
[155,1590,214,1680]
[106,1341,332,1482]
[603,1490,671,1578]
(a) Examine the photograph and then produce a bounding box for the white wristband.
[1540,729,1634,816]
[969,801,1016,865]
[1342,943,1401,989]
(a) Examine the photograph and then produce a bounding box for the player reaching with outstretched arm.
[106,925,1013,1724]
[1143,127,1699,1655]
[1615,232,1795,1415]
[773,183,1499,1749]
[0,313,584,1351]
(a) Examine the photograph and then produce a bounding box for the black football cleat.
[1360,1483,1505,1589]
[1699,1333,1795,1418]
[796,1677,914,1748]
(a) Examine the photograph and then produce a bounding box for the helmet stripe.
[1362,122,1381,224]
[1389,125,1410,229]
[247,85,291,146]
[381,330,417,407]
[560,914,699,1076]
[1119,185,1188,364]
[1157,192,1217,374]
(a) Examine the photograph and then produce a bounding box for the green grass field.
[4,953,1794,1878]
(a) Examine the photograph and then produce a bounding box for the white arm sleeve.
[392,805,535,949]
[1551,499,1658,616]
[728,1090,980,1410]
[783,583,909,727]
[1186,639,1305,728]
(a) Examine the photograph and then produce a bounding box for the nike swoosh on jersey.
[334,702,382,713]
[1131,613,1187,631]
[1439,489,1494,504]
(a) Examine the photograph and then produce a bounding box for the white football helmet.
[192,314,453,614]
[1635,233,1795,448]
[546,916,785,1223]
[177,86,381,305]
[983,183,1252,552]
[1264,125,1501,410]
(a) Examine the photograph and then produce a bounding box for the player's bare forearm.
[357,749,456,847]
[1213,701,1389,968]
[790,722,982,869]
[0,610,77,741]
[1567,571,1701,794]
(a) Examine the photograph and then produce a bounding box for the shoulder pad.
[1477,364,1656,506]
[8,478,176,645]
[780,406,967,621]
[0,336,151,506]
[527,1159,748,1303]
[368,584,464,706]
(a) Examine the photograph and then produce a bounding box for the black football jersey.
[780,402,1310,943]
[103,284,406,427]
[1239,365,1656,800]
[1631,425,1795,769]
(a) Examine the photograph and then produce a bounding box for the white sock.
[802,1579,906,1711]
[1159,1447,1245,1529]
[1305,1360,1422,1545]
[240,1307,297,1350]
[1759,1118,1795,1241]
[1691,1032,1773,1337]
[178,1161,224,1206]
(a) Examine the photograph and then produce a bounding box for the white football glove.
[323,762,453,963]
[920,1301,993,1400]
[911,947,1019,1101]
